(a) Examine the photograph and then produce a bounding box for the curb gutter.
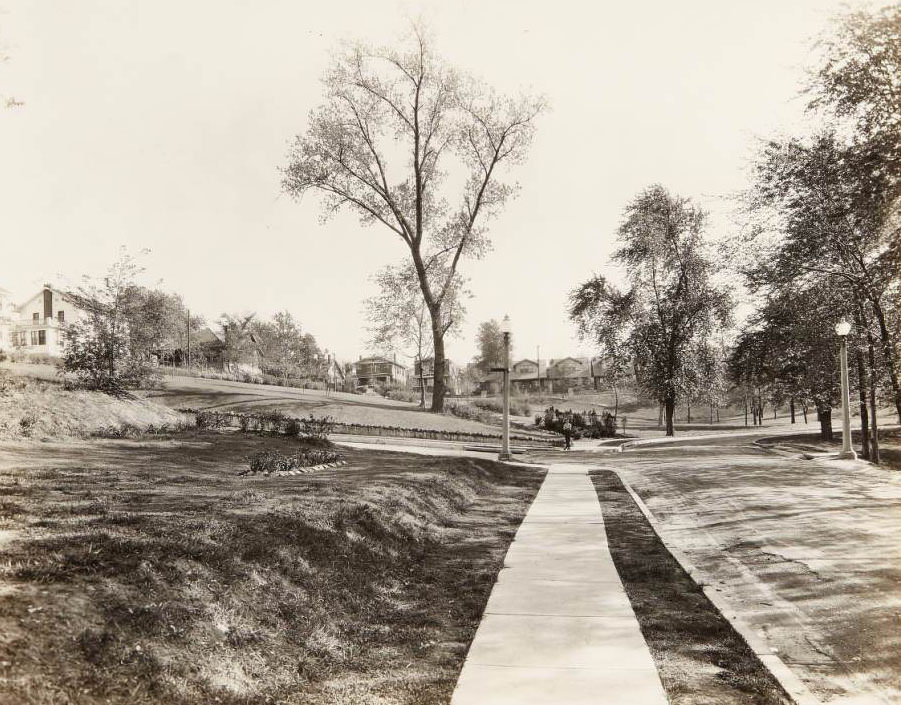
[613,472,822,705]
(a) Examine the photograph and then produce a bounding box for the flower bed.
[241,448,344,476]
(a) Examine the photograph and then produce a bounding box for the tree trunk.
[790,398,796,424]
[867,334,880,464]
[817,406,833,442]
[429,315,447,412]
[417,356,426,408]
[855,347,870,459]
[664,392,675,437]
[870,299,901,424]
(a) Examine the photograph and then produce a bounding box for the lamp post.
[499,315,512,461]
[835,319,857,460]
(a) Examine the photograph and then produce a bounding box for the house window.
[32,312,40,322]
[57,310,65,323]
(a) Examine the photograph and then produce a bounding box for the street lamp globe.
[500,314,511,335]
[835,319,852,336]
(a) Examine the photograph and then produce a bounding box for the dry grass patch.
[0,372,187,440]
[0,432,543,704]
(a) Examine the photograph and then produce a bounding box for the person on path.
[562,417,573,450]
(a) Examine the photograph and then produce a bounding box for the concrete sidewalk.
[451,464,667,705]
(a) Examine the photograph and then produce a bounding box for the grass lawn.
[591,471,789,705]
[148,377,511,436]
[610,443,901,703]
[0,431,545,704]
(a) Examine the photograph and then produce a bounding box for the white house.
[1,285,86,358]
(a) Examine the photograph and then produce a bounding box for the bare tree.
[282,26,544,411]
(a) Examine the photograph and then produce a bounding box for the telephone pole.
[186,309,191,368]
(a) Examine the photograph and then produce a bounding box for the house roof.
[192,327,223,346]
[510,358,549,380]
[355,355,407,370]
[16,286,79,311]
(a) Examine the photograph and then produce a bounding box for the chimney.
[43,284,53,321]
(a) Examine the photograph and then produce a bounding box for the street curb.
[611,472,822,705]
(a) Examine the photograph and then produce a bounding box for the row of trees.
[62,251,326,391]
[569,6,900,457]
[729,5,900,461]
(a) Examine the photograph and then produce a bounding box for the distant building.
[544,356,603,393]
[510,358,548,393]
[157,326,227,368]
[412,357,462,395]
[352,355,408,389]
[477,355,604,395]
[0,284,86,358]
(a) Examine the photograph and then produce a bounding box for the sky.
[0,0,880,364]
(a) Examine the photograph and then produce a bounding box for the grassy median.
[591,470,790,705]
[0,432,544,704]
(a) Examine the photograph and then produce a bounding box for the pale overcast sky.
[0,0,878,363]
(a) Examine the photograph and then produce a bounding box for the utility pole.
[186,309,191,369]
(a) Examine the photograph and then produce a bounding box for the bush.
[385,386,419,403]
[18,412,37,437]
[537,406,618,438]
[444,401,494,424]
[8,351,58,366]
[194,410,230,430]
[297,414,335,441]
[244,448,342,475]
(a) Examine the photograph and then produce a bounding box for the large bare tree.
[282,27,544,411]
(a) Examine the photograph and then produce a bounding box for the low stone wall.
[331,422,560,446]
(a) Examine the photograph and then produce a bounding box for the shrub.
[284,416,302,437]
[470,397,531,416]
[8,351,58,366]
[444,401,494,424]
[195,410,230,430]
[385,387,418,403]
[298,414,335,441]
[244,448,342,475]
[18,412,37,437]
[537,406,618,438]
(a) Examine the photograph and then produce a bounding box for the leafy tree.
[364,261,465,407]
[282,26,545,411]
[219,313,257,373]
[748,132,901,424]
[809,4,901,148]
[731,283,843,440]
[252,311,319,385]
[122,286,204,364]
[63,251,155,391]
[473,319,513,383]
[569,275,633,419]
[571,185,732,436]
